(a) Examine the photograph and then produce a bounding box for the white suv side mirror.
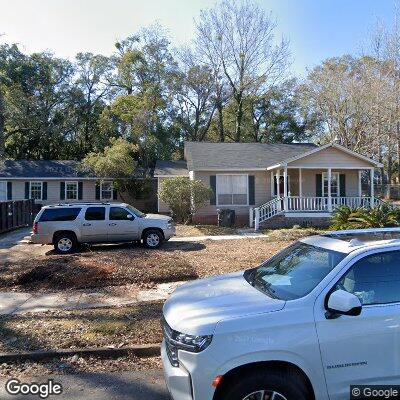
[326,289,362,319]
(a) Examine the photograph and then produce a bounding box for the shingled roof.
[183,142,317,171]
[0,160,95,178]
[154,160,189,177]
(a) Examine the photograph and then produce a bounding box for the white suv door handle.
[83,223,91,226]
[109,223,117,226]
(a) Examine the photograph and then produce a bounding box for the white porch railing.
[251,196,383,230]
[250,197,283,230]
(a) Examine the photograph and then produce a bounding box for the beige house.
[0,160,118,206]
[155,142,383,229]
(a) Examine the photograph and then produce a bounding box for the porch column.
[327,168,332,212]
[283,166,288,211]
[299,168,303,197]
[358,170,362,197]
[270,171,274,199]
[370,168,375,207]
[276,169,281,211]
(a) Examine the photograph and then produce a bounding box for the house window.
[101,181,113,200]
[30,181,43,200]
[65,181,78,200]
[217,175,248,205]
[0,182,7,201]
[322,172,339,197]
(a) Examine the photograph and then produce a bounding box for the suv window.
[85,207,105,221]
[40,208,81,222]
[335,250,400,305]
[109,207,134,220]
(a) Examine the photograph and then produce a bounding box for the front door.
[107,206,139,241]
[314,249,400,400]
[80,206,108,242]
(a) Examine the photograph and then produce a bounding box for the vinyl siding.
[288,147,373,168]
[0,180,118,205]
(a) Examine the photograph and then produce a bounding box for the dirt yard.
[0,238,291,292]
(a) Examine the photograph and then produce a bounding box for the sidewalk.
[171,231,267,242]
[0,281,184,315]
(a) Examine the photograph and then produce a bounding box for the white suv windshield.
[245,242,346,300]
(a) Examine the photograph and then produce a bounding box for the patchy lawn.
[0,301,163,353]
[0,239,290,292]
[175,224,238,237]
[264,227,327,242]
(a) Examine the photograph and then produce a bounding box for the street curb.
[0,343,160,363]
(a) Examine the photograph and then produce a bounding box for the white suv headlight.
[162,318,212,367]
[166,219,174,229]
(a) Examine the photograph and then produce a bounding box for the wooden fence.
[0,199,36,234]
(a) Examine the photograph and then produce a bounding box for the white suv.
[31,203,175,253]
[162,228,400,400]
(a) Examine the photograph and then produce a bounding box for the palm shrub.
[330,205,359,230]
[348,204,398,228]
[330,203,399,230]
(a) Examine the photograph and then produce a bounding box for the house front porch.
[250,165,379,230]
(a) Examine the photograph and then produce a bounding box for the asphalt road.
[0,370,170,400]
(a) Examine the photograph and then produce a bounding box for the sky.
[0,0,396,76]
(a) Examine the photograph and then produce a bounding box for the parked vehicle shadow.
[44,240,206,256]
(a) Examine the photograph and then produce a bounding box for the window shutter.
[7,182,12,200]
[42,182,48,200]
[25,182,30,199]
[112,185,118,200]
[95,182,100,200]
[248,175,255,205]
[340,174,346,197]
[210,175,216,205]
[316,174,322,197]
[78,182,83,200]
[60,182,65,200]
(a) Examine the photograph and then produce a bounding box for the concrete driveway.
[0,228,49,264]
[0,370,169,399]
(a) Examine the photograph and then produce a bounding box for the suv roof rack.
[49,202,112,207]
[327,227,400,237]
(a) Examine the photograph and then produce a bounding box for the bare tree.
[195,0,290,141]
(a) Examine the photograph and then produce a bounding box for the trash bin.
[217,209,236,227]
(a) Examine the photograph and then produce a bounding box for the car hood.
[163,271,285,335]
[143,213,171,221]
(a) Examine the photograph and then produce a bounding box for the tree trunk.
[0,89,5,158]
[217,101,225,142]
[234,93,243,142]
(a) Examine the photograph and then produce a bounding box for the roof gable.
[268,143,382,169]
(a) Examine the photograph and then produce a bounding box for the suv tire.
[54,232,78,254]
[143,229,163,249]
[221,370,308,400]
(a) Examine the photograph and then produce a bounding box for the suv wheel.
[221,370,308,400]
[54,233,77,254]
[143,230,163,249]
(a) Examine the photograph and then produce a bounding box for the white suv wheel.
[146,233,160,247]
[57,238,73,252]
[243,391,288,400]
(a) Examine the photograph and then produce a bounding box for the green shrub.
[330,203,399,230]
[159,177,212,223]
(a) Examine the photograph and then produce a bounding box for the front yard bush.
[159,177,212,223]
[330,203,399,230]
